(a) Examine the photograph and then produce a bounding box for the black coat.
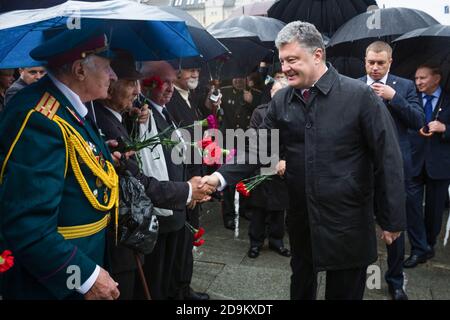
[218,65,406,271]
[247,104,289,211]
[409,91,450,179]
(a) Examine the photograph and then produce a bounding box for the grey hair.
[275,21,326,60]
[47,54,97,76]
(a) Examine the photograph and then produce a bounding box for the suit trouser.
[135,230,180,300]
[170,224,194,299]
[407,170,450,254]
[385,232,405,290]
[290,253,367,300]
[249,208,285,248]
[113,270,136,300]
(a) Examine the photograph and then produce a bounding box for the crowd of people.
[0,20,449,301]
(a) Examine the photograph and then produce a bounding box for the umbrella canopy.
[392,24,450,93]
[158,6,229,61]
[207,15,285,47]
[228,1,275,18]
[268,0,377,38]
[327,7,438,59]
[0,0,199,68]
[206,27,272,80]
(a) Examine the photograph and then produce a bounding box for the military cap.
[30,24,115,67]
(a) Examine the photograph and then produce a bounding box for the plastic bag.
[118,172,158,255]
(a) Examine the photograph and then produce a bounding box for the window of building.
[445,5,449,14]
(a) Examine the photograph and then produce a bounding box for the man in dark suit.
[133,61,212,300]
[90,52,210,299]
[200,21,406,300]
[4,66,46,105]
[404,64,450,268]
[165,65,210,300]
[359,41,424,300]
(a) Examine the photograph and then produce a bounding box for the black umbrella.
[327,7,438,59]
[159,6,229,61]
[206,27,272,80]
[392,24,450,94]
[268,0,377,38]
[207,16,285,47]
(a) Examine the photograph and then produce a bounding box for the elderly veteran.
[0,28,121,300]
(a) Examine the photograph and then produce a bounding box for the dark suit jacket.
[409,90,450,179]
[91,102,189,273]
[218,65,406,271]
[166,88,203,178]
[359,74,424,179]
[4,78,27,106]
[147,104,188,234]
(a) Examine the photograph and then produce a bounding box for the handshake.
[187,175,222,207]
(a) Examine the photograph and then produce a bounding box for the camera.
[210,88,221,103]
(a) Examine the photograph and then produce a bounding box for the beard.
[187,78,199,90]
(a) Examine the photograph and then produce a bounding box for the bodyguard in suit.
[201,21,406,300]
[404,64,450,268]
[0,29,121,299]
[4,66,46,105]
[360,41,424,300]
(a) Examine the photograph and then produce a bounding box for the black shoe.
[248,246,260,258]
[185,290,210,301]
[403,254,427,268]
[268,244,291,257]
[389,287,408,300]
[426,247,435,260]
[224,220,235,230]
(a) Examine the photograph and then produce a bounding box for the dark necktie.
[424,95,435,123]
[302,89,311,102]
[161,107,174,126]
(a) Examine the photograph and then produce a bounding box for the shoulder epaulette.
[34,92,60,120]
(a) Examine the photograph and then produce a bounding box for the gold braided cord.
[58,213,111,240]
[53,115,118,212]
[0,109,36,183]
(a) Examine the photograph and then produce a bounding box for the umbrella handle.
[419,127,433,137]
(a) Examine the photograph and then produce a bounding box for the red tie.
[302,89,310,102]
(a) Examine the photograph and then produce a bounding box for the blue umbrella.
[0,0,199,68]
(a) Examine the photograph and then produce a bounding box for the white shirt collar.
[104,106,122,123]
[174,85,191,108]
[148,99,166,119]
[367,73,389,86]
[47,73,88,118]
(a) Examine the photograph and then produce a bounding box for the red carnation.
[197,136,213,149]
[193,239,205,247]
[194,227,205,241]
[0,250,14,273]
[236,181,250,197]
[142,76,164,91]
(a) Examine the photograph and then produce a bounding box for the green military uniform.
[0,75,118,299]
[219,86,262,131]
